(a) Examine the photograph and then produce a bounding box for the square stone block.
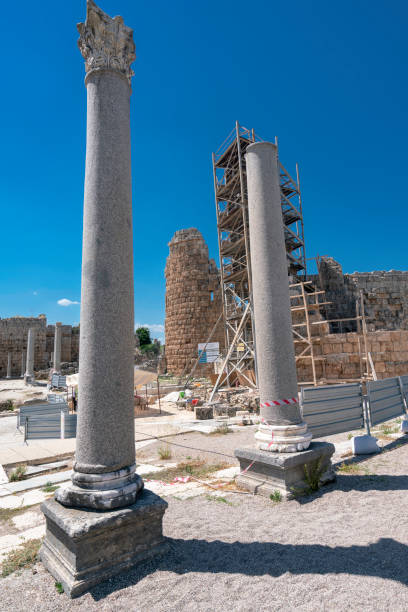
[40,489,168,598]
[234,441,335,499]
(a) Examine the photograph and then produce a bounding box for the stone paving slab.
[0,524,46,558]
[0,470,72,496]
[25,460,69,476]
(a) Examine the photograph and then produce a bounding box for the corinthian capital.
[77,0,136,85]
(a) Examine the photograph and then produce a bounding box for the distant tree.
[136,327,151,347]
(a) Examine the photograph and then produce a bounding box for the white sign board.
[198,342,220,363]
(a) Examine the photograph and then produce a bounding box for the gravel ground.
[1,433,408,611]
[136,426,256,466]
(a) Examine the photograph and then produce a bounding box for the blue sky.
[0,1,406,341]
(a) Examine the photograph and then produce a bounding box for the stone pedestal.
[24,328,35,384]
[41,490,168,598]
[235,442,335,499]
[40,1,167,597]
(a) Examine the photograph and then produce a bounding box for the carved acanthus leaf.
[77,0,136,85]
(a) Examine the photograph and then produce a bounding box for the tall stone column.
[41,1,168,597]
[246,142,311,452]
[55,0,142,511]
[235,141,334,497]
[6,353,12,379]
[21,351,25,378]
[24,328,35,384]
[53,322,62,374]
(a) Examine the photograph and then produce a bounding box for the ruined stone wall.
[307,257,408,332]
[0,317,81,377]
[296,329,408,383]
[46,324,78,364]
[165,228,224,375]
[71,326,80,362]
[0,316,47,377]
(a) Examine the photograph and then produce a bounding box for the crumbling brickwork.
[296,329,408,383]
[0,316,47,377]
[0,316,80,377]
[309,257,408,332]
[165,228,224,375]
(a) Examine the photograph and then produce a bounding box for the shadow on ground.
[295,472,408,506]
[88,535,408,601]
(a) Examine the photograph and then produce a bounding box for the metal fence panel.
[47,394,66,404]
[25,414,61,440]
[367,377,405,426]
[25,412,77,440]
[51,375,67,389]
[301,383,364,438]
[64,414,77,438]
[398,375,408,410]
[19,403,68,427]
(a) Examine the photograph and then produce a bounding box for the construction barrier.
[366,377,405,426]
[24,412,77,441]
[47,394,66,404]
[301,383,364,438]
[301,375,408,438]
[50,374,67,389]
[18,402,69,428]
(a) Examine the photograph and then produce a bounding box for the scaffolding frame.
[211,121,306,392]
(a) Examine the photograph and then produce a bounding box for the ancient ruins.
[40,0,166,597]
[164,228,224,376]
[0,316,79,377]
[164,244,408,384]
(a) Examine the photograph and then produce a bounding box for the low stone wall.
[296,329,408,383]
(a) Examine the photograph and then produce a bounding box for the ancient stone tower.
[165,228,223,375]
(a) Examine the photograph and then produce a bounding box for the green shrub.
[140,343,159,355]
[0,400,14,412]
[270,490,282,502]
[136,327,151,346]
[158,446,172,460]
[9,465,27,482]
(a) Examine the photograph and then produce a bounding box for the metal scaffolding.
[210,121,306,395]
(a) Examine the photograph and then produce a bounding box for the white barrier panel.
[366,377,405,426]
[301,383,364,438]
[25,412,77,441]
[19,402,68,427]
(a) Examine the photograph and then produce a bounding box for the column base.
[234,441,335,499]
[56,464,144,511]
[40,489,168,598]
[255,420,312,452]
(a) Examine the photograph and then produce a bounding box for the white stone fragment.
[400,416,408,433]
[0,465,8,485]
[351,435,379,454]
[12,511,42,531]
